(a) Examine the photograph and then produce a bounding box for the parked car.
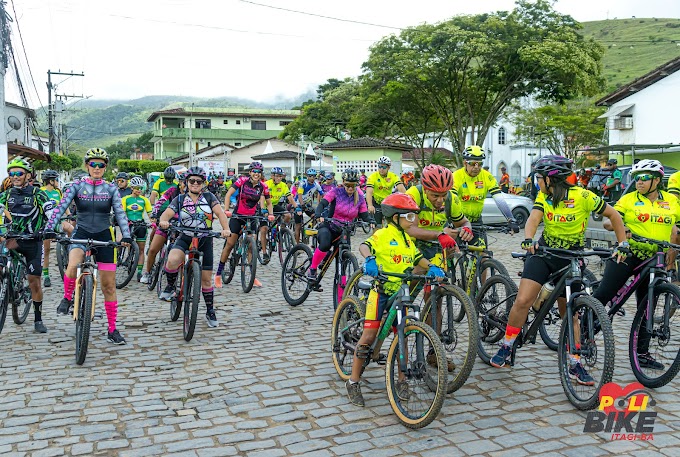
[481,193,533,228]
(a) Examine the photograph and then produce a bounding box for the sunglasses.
[187,178,204,185]
[378,165,389,169]
[117,179,127,182]
[251,170,263,174]
[132,186,143,191]
[634,174,655,182]
[399,212,417,222]
[466,161,483,167]
[272,174,283,178]
[8,171,25,177]
[343,183,356,189]
[88,161,107,169]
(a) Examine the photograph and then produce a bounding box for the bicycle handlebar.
[631,234,680,251]
[511,246,612,260]
[57,237,120,248]
[375,269,449,283]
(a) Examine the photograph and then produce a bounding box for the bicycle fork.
[72,266,97,321]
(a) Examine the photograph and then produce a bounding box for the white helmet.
[377,156,391,166]
[130,176,145,188]
[631,159,664,178]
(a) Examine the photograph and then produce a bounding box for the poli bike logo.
[583,382,657,440]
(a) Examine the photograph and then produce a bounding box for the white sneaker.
[140,272,151,284]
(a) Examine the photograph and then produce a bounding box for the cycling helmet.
[130,176,145,188]
[359,169,365,173]
[461,145,486,161]
[271,167,284,175]
[177,171,187,182]
[377,156,391,166]
[421,164,453,192]
[631,159,664,178]
[607,158,618,165]
[249,161,264,171]
[7,158,33,174]
[381,193,420,218]
[342,168,360,183]
[533,155,574,179]
[163,166,176,180]
[42,169,59,181]
[2,177,11,191]
[186,166,207,181]
[116,172,130,180]
[305,168,317,176]
[84,148,109,163]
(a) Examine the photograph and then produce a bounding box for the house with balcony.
[147,107,300,161]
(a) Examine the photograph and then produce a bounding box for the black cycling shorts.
[70,227,116,264]
[229,216,259,235]
[372,206,384,226]
[130,223,148,241]
[16,240,44,277]
[172,234,214,271]
[294,204,315,224]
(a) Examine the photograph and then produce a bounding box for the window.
[498,127,506,145]
[234,142,242,147]
[195,119,211,129]
[252,120,266,130]
[207,142,211,147]
[279,121,291,127]
[236,120,241,125]
[223,120,229,125]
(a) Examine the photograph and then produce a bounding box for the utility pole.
[47,70,84,154]
[0,1,10,180]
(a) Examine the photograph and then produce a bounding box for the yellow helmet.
[84,148,109,163]
[462,145,486,161]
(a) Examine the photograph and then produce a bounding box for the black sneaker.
[43,276,51,288]
[262,253,270,264]
[569,362,595,386]
[34,321,48,333]
[638,352,665,370]
[107,329,126,345]
[57,298,73,316]
[490,344,512,368]
[345,379,364,407]
[206,309,218,328]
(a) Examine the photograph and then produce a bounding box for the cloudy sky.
[6,0,680,107]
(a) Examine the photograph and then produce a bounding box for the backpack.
[415,185,453,221]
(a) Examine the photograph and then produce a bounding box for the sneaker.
[139,272,151,284]
[107,329,127,345]
[426,351,456,372]
[214,273,223,289]
[262,253,270,264]
[395,380,411,401]
[307,268,317,281]
[43,276,51,288]
[569,362,595,386]
[490,344,512,368]
[137,271,142,282]
[206,309,218,328]
[34,321,48,333]
[159,286,175,302]
[57,298,73,316]
[638,352,665,370]
[345,379,364,407]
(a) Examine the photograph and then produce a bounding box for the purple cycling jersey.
[322,186,368,223]
[232,176,270,216]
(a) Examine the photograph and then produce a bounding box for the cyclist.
[150,167,179,205]
[216,161,275,287]
[307,169,372,281]
[365,156,406,230]
[140,174,187,284]
[158,166,230,327]
[44,148,132,345]
[452,146,519,241]
[595,159,679,370]
[116,172,132,199]
[293,168,325,243]
[265,167,300,225]
[40,169,66,288]
[347,193,446,406]
[122,176,153,281]
[321,172,336,194]
[489,155,626,385]
[0,159,57,333]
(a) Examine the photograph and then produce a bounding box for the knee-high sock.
[104,301,117,333]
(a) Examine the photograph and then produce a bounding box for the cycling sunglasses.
[88,161,107,169]
[399,212,417,222]
[250,169,263,174]
[343,183,356,189]
[466,161,483,167]
[634,174,655,182]
[187,178,204,185]
[378,165,389,170]
[8,171,25,177]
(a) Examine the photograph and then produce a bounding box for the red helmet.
[421,165,453,192]
[381,193,420,218]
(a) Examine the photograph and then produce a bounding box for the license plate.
[590,239,610,249]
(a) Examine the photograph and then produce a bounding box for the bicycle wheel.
[115,242,139,289]
[241,236,257,293]
[221,239,237,285]
[475,275,517,365]
[629,283,680,388]
[333,252,359,310]
[170,264,184,322]
[11,259,32,325]
[331,296,366,381]
[75,274,94,366]
[343,270,374,306]
[258,229,273,266]
[0,273,10,335]
[156,245,169,299]
[56,241,68,280]
[278,228,294,265]
[558,295,614,410]
[183,261,202,342]
[281,244,313,306]
[148,246,163,291]
[386,321,447,429]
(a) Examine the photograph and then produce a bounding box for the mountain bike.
[281,219,360,308]
[331,270,447,429]
[476,246,614,410]
[115,221,148,289]
[221,215,261,293]
[258,211,294,266]
[56,236,120,365]
[56,215,77,280]
[0,232,35,335]
[149,228,179,296]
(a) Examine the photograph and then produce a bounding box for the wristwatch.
[619,241,630,248]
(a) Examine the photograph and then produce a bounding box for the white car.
[481,193,533,228]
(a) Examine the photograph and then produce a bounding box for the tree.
[512,100,607,162]
[361,0,605,166]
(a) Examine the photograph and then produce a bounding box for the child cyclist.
[347,193,446,406]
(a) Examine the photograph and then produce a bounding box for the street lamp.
[533,130,548,158]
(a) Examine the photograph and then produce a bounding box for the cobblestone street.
[0,225,678,456]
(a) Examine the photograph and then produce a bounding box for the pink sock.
[310,248,327,270]
[104,301,117,333]
[64,276,76,300]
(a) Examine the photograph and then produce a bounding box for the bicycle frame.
[73,249,98,322]
[309,221,355,287]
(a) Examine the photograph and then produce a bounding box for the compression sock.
[104,301,117,333]
[504,325,521,347]
[202,287,214,312]
[137,264,143,274]
[33,301,42,322]
[215,261,225,276]
[310,248,327,270]
[42,267,49,277]
[165,267,179,288]
[64,276,76,301]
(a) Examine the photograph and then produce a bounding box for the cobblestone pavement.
[0,225,678,457]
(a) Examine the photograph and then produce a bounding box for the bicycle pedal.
[93,312,103,320]
[376,354,387,365]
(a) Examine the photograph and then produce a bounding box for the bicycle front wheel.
[386,321,447,429]
[222,238,237,285]
[0,273,10,335]
[278,228,294,265]
[476,275,517,365]
[11,259,31,325]
[56,241,68,280]
[148,247,163,291]
[333,252,358,311]
[331,296,366,380]
[157,245,169,299]
[75,274,94,366]
[115,242,139,289]
[183,261,202,342]
[170,263,184,322]
[558,295,614,410]
[241,236,257,293]
[281,244,313,306]
[630,283,680,388]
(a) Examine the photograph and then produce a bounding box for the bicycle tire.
[331,296,366,381]
[0,273,10,335]
[156,246,169,299]
[281,244,313,306]
[115,242,139,289]
[170,263,184,322]
[148,246,163,291]
[11,259,31,325]
[221,239,237,285]
[183,261,202,341]
[475,275,518,365]
[75,274,94,366]
[333,252,359,311]
[558,295,614,410]
[56,241,68,280]
[629,282,680,388]
[386,321,447,429]
[241,236,257,293]
[278,228,294,265]
[343,269,373,306]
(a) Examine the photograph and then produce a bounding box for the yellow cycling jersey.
[265,179,291,204]
[452,168,501,222]
[615,190,680,258]
[406,185,464,233]
[667,171,680,197]
[363,223,423,294]
[367,171,402,204]
[534,187,604,249]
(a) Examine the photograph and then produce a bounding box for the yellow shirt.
[667,171,680,197]
[265,179,291,204]
[534,187,604,249]
[363,223,423,294]
[406,185,464,233]
[452,168,501,222]
[367,171,402,204]
[615,190,680,258]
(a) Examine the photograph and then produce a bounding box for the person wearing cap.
[499,166,511,193]
[602,158,623,203]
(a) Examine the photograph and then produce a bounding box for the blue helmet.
[306,168,316,176]
[271,167,284,175]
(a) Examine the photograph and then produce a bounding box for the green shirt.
[122,195,152,221]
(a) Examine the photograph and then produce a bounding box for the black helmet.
[534,155,573,180]
[164,166,176,180]
[42,170,59,181]
[116,172,129,180]
[607,158,618,165]
[186,166,207,181]
[342,168,360,183]
[359,169,365,173]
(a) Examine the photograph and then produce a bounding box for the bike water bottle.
[531,282,554,312]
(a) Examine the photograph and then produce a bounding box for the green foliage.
[33,154,80,174]
[103,132,154,166]
[117,159,167,175]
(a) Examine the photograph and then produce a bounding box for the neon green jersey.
[406,185,464,233]
[265,179,291,204]
[363,223,423,294]
[452,168,501,222]
[667,171,680,197]
[367,171,402,204]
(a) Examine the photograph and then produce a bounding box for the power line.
[10,0,45,114]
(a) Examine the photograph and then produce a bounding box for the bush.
[117,159,168,175]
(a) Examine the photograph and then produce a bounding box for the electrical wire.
[10,0,46,114]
